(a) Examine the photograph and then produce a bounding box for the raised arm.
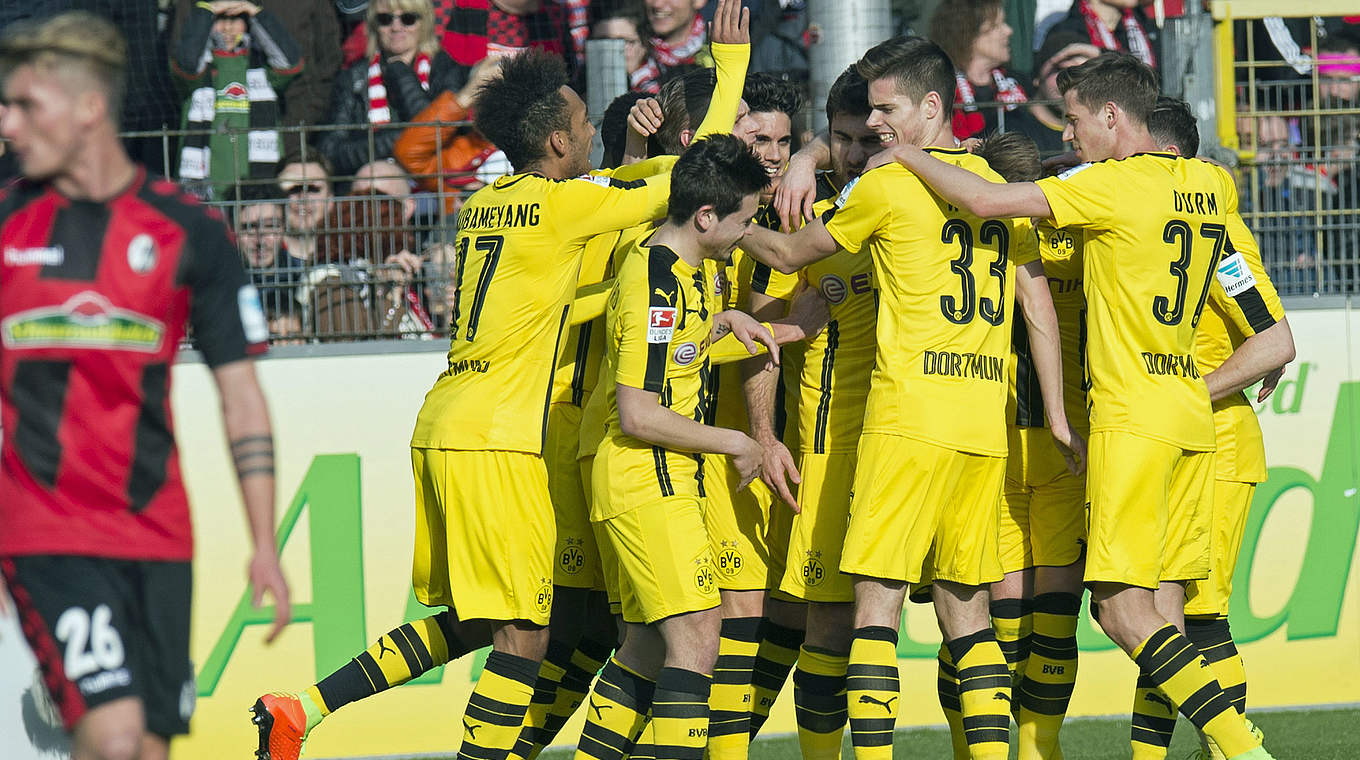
[1014,259,1086,474]
[892,144,1053,220]
[691,0,750,140]
[774,133,830,231]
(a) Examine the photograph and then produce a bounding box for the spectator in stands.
[742,72,802,200]
[1028,41,1100,154]
[320,0,465,175]
[227,183,306,339]
[593,0,659,93]
[170,1,304,201]
[1036,0,1158,73]
[1319,33,1360,108]
[278,157,335,262]
[748,0,810,84]
[929,0,1044,143]
[394,57,501,216]
[442,0,579,84]
[643,0,712,79]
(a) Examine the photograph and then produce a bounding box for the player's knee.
[74,726,142,760]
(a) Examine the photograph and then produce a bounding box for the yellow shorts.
[703,454,781,591]
[999,426,1087,573]
[596,496,721,624]
[546,404,602,590]
[1084,432,1213,590]
[581,454,624,616]
[411,448,554,625]
[780,452,857,603]
[1185,480,1256,616]
[840,433,1005,590]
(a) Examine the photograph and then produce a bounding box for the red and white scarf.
[367,52,432,124]
[952,69,1028,138]
[649,14,706,68]
[1079,0,1156,67]
[631,59,662,94]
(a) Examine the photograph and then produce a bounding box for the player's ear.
[74,87,105,128]
[680,129,695,148]
[548,129,570,160]
[1103,102,1118,128]
[693,204,716,233]
[922,90,942,122]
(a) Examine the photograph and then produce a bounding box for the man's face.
[278,162,332,234]
[560,86,596,177]
[0,65,86,181]
[1247,116,1291,186]
[237,202,284,267]
[1320,52,1360,106]
[1061,90,1116,162]
[646,0,704,41]
[828,113,880,186]
[702,193,761,261]
[744,110,792,200]
[865,78,930,148]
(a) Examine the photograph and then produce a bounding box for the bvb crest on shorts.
[693,558,716,592]
[802,550,825,587]
[559,538,585,576]
[716,540,744,578]
[534,579,553,615]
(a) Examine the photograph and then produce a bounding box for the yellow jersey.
[1008,221,1088,433]
[823,149,1039,457]
[411,171,669,453]
[1036,153,1239,451]
[594,239,716,519]
[1196,213,1285,482]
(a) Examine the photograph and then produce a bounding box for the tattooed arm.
[214,359,292,643]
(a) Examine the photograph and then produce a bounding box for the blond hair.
[0,11,128,122]
[366,0,441,59]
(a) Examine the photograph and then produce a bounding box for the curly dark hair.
[743,72,804,120]
[928,0,1004,73]
[473,50,572,171]
[668,134,769,224]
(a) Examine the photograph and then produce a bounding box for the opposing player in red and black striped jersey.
[0,12,290,760]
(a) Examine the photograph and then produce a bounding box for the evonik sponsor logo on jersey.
[1,291,166,352]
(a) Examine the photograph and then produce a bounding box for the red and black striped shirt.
[0,168,267,561]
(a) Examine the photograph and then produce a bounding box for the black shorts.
[0,555,194,738]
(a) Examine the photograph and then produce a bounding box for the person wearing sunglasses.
[277,157,335,263]
[318,0,467,175]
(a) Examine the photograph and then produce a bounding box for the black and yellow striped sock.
[1017,592,1080,760]
[793,645,849,760]
[573,657,655,760]
[748,620,804,737]
[458,651,540,760]
[630,719,656,760]
[991,598,1033,691]
[510,640,575,760]
[1186,616,1247,715]
[1132,625,1261,758]
[1130,674,1176,760]
[651,667,712,760]
[947,629,1012,760]
[845,626,899,760]
[936,644,970,760]
[709,617,761,759]
[311,611,464,722]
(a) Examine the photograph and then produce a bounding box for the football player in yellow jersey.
[253,50,677,760]
[511,5,756,757]
[738,37,1080,760]
[739,64,884,760]
[573,135,775,760]
[1115,98,1295,760]
[888,55,1278,760]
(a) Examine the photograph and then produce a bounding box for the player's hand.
[788,285,830,339]
[1051,423,1087,476]
[960,137,984,153]
[1257,367,1285,403]
[758,436,801,510]
[709,0,750,46]
[249,550,292,644]
[863,145,902,173]
[627,98,665,138]
[731,434,765,491]
[457,57,501,109]
[774,152,819,231]
[714,309,780,366]
[382,250,424,285]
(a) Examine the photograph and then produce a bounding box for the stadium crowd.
[0,1,1358,345]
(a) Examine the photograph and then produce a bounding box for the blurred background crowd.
[0,0,1356,342]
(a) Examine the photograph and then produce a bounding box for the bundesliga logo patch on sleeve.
[834,177,860,209]
[1057,162,1093,180]
[1215,251,1258,297]
[647,306,677,344]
